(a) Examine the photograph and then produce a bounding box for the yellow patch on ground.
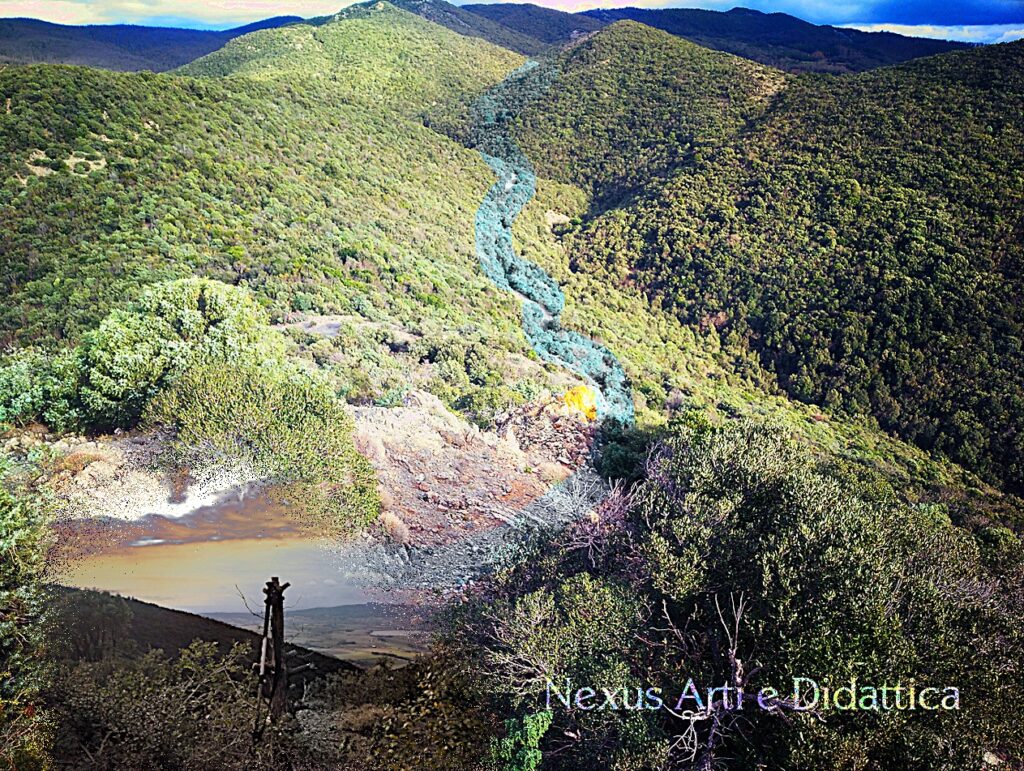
[563,385,597,421]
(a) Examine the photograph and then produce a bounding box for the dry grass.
[380,511,410,544]
[50,452,105,475]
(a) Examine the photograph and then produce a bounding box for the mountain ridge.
[0,15,302,71]
[580,6,969,72]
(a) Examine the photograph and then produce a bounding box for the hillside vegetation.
[516,27,1024,495]
[582,6,967,73]
[392,0,549,55]
[0,16,300,71]
[178,3,524,119]
[0,5,527,354]
[0,12,532,761]
[451,421,1024,769]
[512,22,787,208]
[463,3,605,45]
[3,5,1024,769]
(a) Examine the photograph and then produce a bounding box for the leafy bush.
[487,709,552,771]
[0,465,52,770]
[0,347,81,432]
[455,385,526,428]
[77,278,282,429]
[455,421,1024,769]
[0,278,284,434]
[147,362,379,530]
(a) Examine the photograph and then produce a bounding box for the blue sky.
[1,0,1023,41]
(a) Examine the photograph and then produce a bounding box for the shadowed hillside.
[517,30,1024,494]
[463,2,605,45]
[511,21,787,207]
[0,16,300,71]
[391,0,549,54]
[49,587,357,678]
[582,6,969,73]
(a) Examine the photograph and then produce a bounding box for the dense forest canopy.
[513,26,1024,495]
[511,22,787,209]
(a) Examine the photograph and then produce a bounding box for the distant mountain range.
[463,2,605,46]
[0,2,970,74]
[579,6,969,73]
[0,15,301,71]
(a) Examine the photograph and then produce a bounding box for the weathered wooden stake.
[263,576,291,723]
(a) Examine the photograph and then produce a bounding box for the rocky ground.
[352,390,597,548]
[33,388,605,598]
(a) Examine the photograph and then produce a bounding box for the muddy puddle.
[54,486,429,663]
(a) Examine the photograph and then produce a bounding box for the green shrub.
[487,710,552,771]
[460,421,1024,769]
[0,468,52,770]
[455,385,525,428]
[147,363,379,530]
[0,348,50,428]
[78,278,283,429]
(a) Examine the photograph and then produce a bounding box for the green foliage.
[0,19,535,416]
[0,278,284,432]
[487,709,552,771]
[457,421,1024,769]
[49,641,304,770]
[521,28,1024,496]
[0,461,52,770]
[595,420,665,481]
[515,167,1013,524]
[455,385,526,428]
[48,591,136,663]
[77,278,282,429]
[147,362,380,529]
[0,347,65,428]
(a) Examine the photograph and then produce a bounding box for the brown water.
[57,488,375,615]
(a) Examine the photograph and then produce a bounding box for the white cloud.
[0,0,355,28]
[842,22,1024,42]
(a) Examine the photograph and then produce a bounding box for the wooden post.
[263,576,291,723]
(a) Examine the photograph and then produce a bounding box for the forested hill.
[390,0,549,55]
[0,4,526,351]
[462,3,605,45]
[177,2,522,118]
[581,6,968,73]
[511,21,787,208]
[516,31,1024,493]
[0,16,300,72]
